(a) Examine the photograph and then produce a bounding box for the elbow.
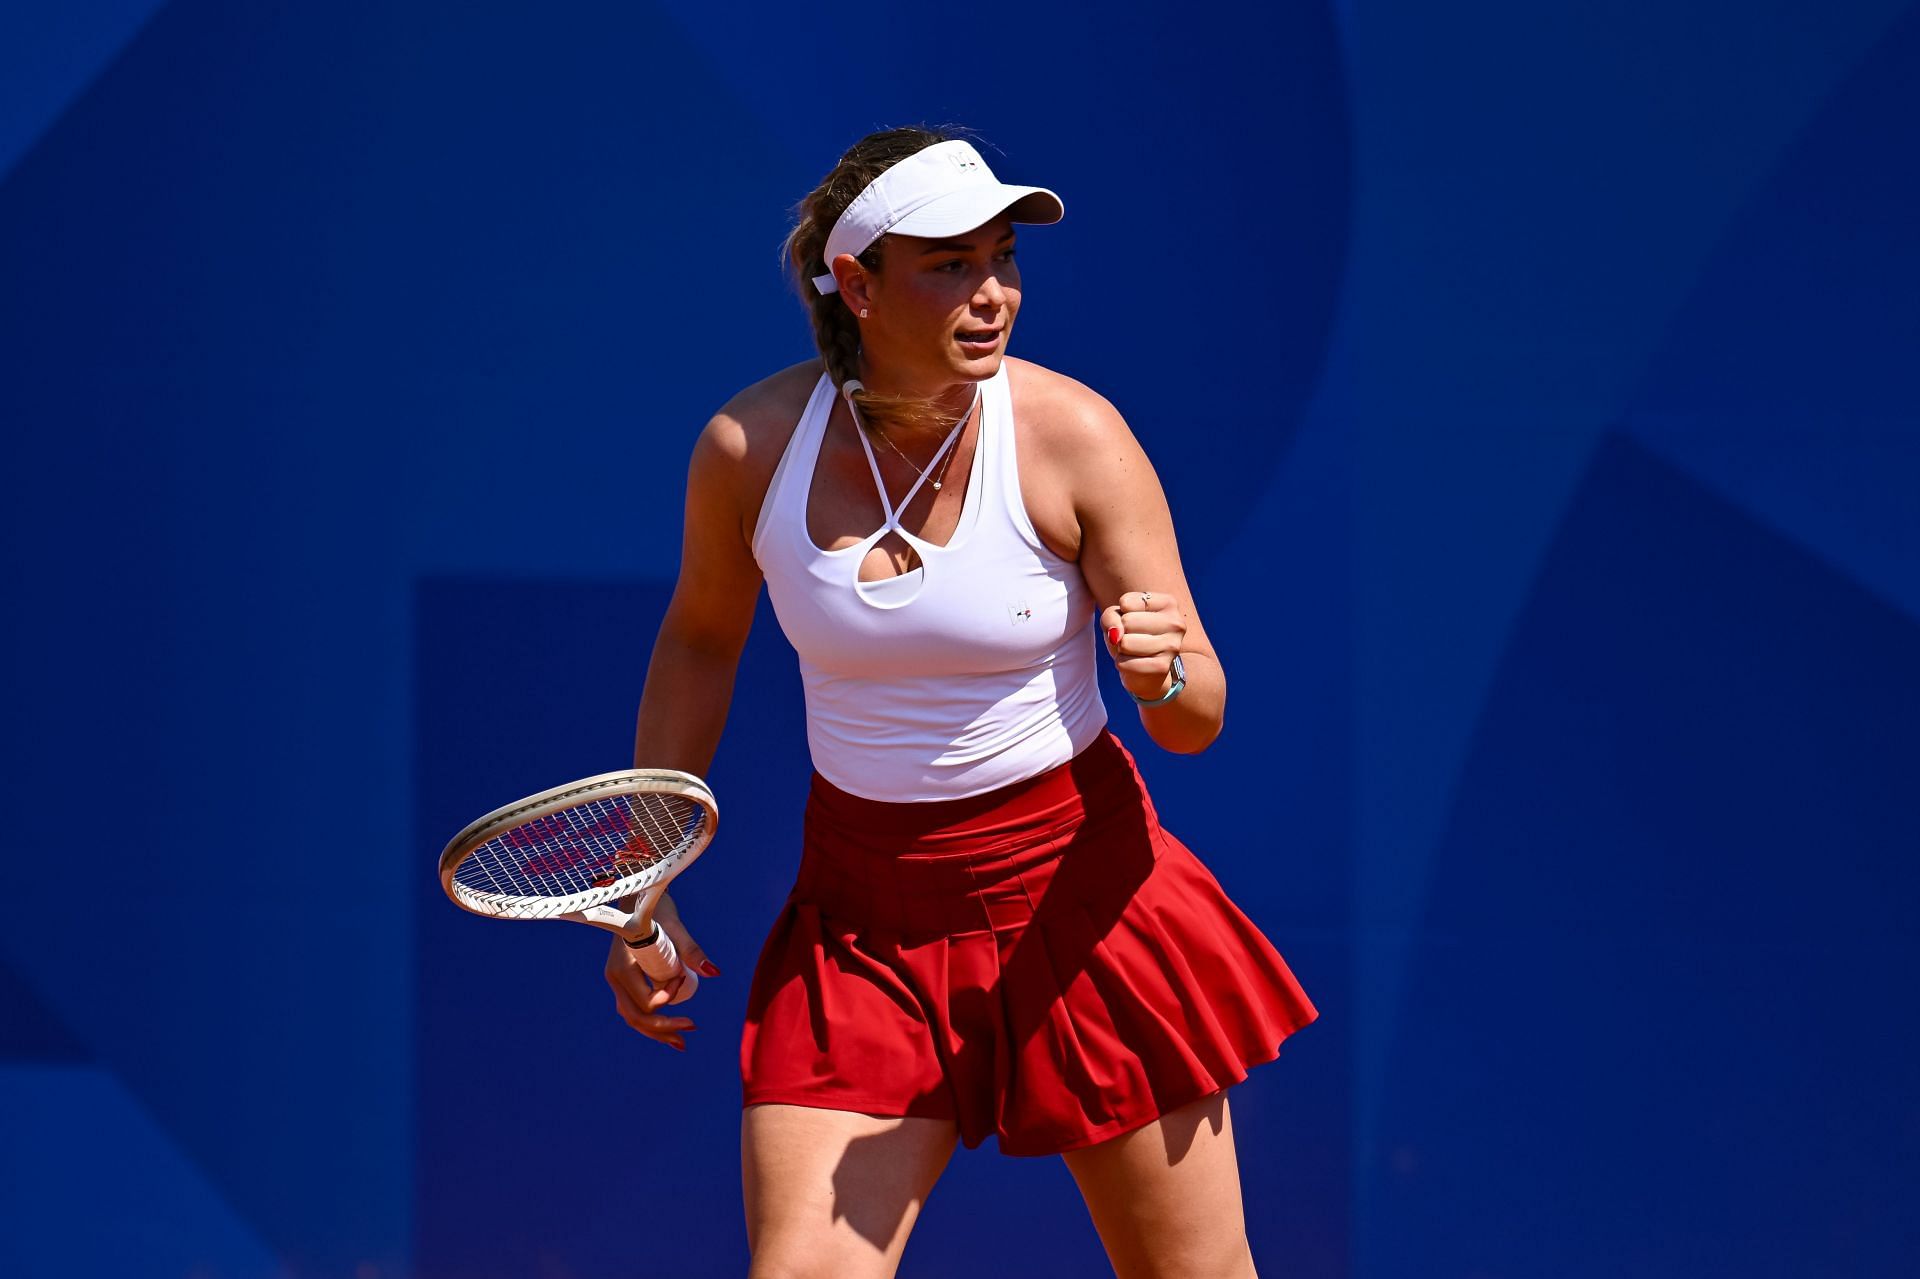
[655,608,752,668]
[1146,702,1224,755]
[1166,719,1224,755]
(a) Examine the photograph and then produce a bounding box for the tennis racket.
[437,769,718,1004]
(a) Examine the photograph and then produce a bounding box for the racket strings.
[453,792,709,908]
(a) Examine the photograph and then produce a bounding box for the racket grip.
[631,925,699,1004]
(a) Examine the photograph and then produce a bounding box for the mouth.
[955,329,1003,350]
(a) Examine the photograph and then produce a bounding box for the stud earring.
[859,308,869,318]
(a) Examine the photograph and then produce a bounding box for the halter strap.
[842,381,977,531]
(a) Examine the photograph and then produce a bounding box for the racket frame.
[437,768,717,998]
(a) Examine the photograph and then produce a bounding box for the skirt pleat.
[739,731,1318,1155]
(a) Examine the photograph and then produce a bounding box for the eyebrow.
[918,231,1018,255]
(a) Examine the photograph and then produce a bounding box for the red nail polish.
[1108,627,1122,645]
[699,960,720,978]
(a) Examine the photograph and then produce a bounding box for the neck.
[854,357,979,431]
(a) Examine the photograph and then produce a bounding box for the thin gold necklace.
[872,385,979,492]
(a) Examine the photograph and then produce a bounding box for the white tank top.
[750,364,1108,802]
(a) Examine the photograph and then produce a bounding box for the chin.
[951,348,1006,380]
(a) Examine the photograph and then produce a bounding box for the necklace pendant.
[931,480,942,490]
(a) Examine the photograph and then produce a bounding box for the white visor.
[811,139,1064,295]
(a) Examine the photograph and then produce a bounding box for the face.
[852,213,1022,394]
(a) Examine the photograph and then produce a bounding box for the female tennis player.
[604,127,1318,1278]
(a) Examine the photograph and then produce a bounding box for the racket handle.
[627,924,699,1004]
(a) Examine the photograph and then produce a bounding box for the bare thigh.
[742,1103,959,1279]
[1061,1089,1258,1279]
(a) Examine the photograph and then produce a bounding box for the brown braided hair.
[782,126,969,437]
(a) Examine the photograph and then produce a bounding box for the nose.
[974,271,1008,311]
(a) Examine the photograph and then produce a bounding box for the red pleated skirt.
[738,730,1318,1156]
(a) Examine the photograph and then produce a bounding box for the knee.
[1100,1221,1255,1279]
[1184,1230,1258,1279]
[746,1249,856,1279]
[1134,1235,1257,1279]
[745,1255,797,1279]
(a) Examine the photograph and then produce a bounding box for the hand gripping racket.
[438,769,718,1004]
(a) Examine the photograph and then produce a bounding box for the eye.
[996,248,1018,262]
[936,260,967,273]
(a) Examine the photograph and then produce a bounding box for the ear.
[829,252,875,313]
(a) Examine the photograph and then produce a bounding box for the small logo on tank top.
[1007,600,1033,624]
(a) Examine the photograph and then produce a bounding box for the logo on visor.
[951,150,982,173]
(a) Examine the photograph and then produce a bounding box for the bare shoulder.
[1004,356,1135,458]
[679,359,824,551]
[699,359,823,472]
[1003,357,1153,560]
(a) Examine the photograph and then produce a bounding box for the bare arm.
[630,408,765,775]
[609,404,766,1049]
[1063,389,1225,754]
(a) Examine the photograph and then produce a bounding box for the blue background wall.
[2,1,1915,1275]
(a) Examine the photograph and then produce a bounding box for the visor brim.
[888,185,1064,239]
